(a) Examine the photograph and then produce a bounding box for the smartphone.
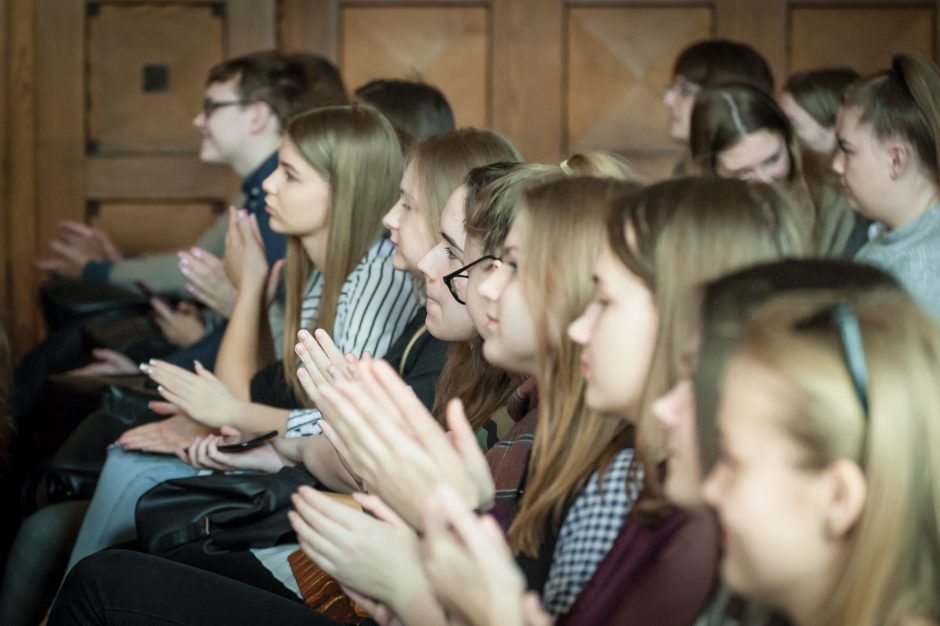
[217,431,278,453]
[134,280,169,307]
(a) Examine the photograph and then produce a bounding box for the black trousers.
[50,551,349,626]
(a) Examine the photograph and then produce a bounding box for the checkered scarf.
[541,447,643,615]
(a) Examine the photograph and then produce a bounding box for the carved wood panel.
[341,4,489,128]
[91,202,222,254]
[566,5,713,180]
[789,6,935,75]
[87,3,224,154]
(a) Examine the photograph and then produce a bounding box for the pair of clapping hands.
[290,331,553,625]
[178,206,284,318]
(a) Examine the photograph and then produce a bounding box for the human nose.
[567,303,598,346]
[383,201,402,231]
[477,262,508,303]
[832,150,845,176]
[261,170,279,195]
[418,245,443,281]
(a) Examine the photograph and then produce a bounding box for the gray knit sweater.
[855,203,940,320]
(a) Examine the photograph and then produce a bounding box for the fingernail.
[194,360,203,369]
[295,344,304,356]
[139,363,153,374]
[192,249,202,258]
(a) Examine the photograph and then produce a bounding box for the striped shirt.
[284,238,420,437]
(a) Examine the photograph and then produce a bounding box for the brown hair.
[673,39,774,93]
[689,83,824,251]
[355,79,455,142]
[612,178,809,520]
[561,150,644,182]
[695,259,899,473]
[735,289,940,625]
[404,132,520,428]
[844,53,940,184]
[406,129,521,253]
[785,67,859,129]
[509,177,641,556]
[430,163,551,430]
[208,51,347,125]
[281,104,403,401]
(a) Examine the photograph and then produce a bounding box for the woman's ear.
[886,140,913,180]
[821,458,867,540]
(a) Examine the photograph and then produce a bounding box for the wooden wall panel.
[87,3,224,154]
[91,202,222,255]
[341,5,489,128]
[790,6,935,75]
[5,0,37,358]
[715,0,786,90]
[280,0,339,60]
[0,0,8,330]
[566,5,712,180]
[491,0,562,162]
[36,0,85,241]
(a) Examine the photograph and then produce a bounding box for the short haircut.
[354,79,455,142]
[673,39,774,93]
[208,50,347,125]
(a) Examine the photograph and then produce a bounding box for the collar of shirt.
[241,151,279,211]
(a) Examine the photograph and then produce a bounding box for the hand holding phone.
[217,430,278,453]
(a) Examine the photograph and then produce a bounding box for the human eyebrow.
[280,158,302,175]
[441,231,463,254]
[762,146,784,166]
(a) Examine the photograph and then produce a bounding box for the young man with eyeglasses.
[37,51,346,302]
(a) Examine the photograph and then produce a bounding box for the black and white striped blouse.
[285,238,420,436]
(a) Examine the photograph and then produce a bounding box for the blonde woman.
[703,288,940,626]
[63,104,419,575]
[420,177,810,626]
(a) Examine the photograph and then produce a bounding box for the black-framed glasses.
[201,99,253,117]
[442,255,500,305]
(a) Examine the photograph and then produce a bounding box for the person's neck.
[231,134,281,179]
[884,174,940,230]
[301,229,330,272]
[780,560,843,626]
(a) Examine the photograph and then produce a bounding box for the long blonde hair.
[281,104,403,401]
[737,289,940,626]
[613,178,810,520]
[508,176,641,556]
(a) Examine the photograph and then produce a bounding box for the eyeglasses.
[442,255,500,305]
[665,78,700,99]
[200,99,253,117]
